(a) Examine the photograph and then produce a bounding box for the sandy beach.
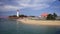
[17,18,60,26]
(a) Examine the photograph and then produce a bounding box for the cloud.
[32,4,50,10]
[34,0,56,3]
[0,0,56,11]
[0,5,24,11]
[18,0,56,10]
[17,0,56,4]
[20,3,50,10]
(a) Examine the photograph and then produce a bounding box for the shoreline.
[17,18,60,26]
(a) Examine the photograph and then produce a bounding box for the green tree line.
[46,13,57,20]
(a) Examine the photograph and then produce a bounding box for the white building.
[17,10,19,17]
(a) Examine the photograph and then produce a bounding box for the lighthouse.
[17,10,19,17]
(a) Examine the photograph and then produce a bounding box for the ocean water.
[0,18,60,34]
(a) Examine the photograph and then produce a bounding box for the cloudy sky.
[0,0,60,16]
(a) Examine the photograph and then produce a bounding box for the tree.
[53,13,57,17]
[19,15,27,17]
[46,13,58,20]
[13,15,17,17]
[46,14,55,20]
[53,13,57,20]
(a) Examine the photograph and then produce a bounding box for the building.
[17,10,19,17]
[39,13,48,20]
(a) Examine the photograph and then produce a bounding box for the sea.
[0,18,60,34]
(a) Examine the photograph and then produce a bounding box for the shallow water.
[0,18,60,34]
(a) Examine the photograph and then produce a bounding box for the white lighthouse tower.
[17,10,19,17]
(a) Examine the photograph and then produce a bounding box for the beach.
[17,18,60,26]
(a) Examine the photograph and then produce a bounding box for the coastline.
[17,18,60,26]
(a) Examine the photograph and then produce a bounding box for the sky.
[0,0,60,16]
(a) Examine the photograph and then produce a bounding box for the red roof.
[41,13,48,17]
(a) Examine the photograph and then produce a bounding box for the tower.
[17,10,19,17]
